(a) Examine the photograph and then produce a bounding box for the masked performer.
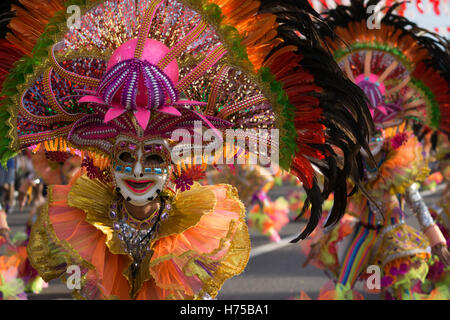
[0,0,373,299]
[411,47,450,298]
[301,0,450,300]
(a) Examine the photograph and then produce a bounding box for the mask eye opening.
[119,151,136,164]
[143,154,165,166]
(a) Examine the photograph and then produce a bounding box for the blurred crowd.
[0,150,43,218]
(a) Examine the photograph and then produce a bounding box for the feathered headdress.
[317,0,449,133]
[0,0,374,240]
[411,38,449,136]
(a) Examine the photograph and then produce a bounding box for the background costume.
[207,164,290,242]
[300,0,450,300]
[0,0,373,299]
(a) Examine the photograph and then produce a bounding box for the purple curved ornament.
[79,58,182,130]
[354,74,402,125]
[357,79,384,108]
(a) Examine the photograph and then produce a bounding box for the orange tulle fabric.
[45,182,248,299]
[0,255,21,275]
[143,184,245,299]
[367,132,429,198]
[48,185,129,298]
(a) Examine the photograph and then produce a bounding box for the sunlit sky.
[405,1,449,36]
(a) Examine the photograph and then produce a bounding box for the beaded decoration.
[108,195,172,275]
[321,0,449,131]
[2,0,380,241]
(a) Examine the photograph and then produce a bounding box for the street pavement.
[2,185,443,300]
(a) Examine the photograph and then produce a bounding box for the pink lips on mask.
[124,179,155,193]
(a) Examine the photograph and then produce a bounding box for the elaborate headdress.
[317,0,449,134]
[0,0,374,240]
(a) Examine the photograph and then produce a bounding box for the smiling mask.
[112,136,171,206]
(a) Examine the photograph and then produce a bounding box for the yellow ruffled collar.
[67,175,219,298]
[366,133,429,196]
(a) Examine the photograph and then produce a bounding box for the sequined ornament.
[3,0,377,243]
[107,196,172,276]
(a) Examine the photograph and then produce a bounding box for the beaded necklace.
[108,195,172,278]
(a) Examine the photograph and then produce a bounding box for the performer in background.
[0,0,373,299]
[301,0,450,300]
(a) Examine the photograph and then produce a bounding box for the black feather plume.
[259,0,375,240]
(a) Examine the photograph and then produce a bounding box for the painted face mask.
[112,136,171,206]
[368,133,385,157]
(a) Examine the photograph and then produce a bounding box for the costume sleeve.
[27,203,69,283]
[404,184,435,231]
